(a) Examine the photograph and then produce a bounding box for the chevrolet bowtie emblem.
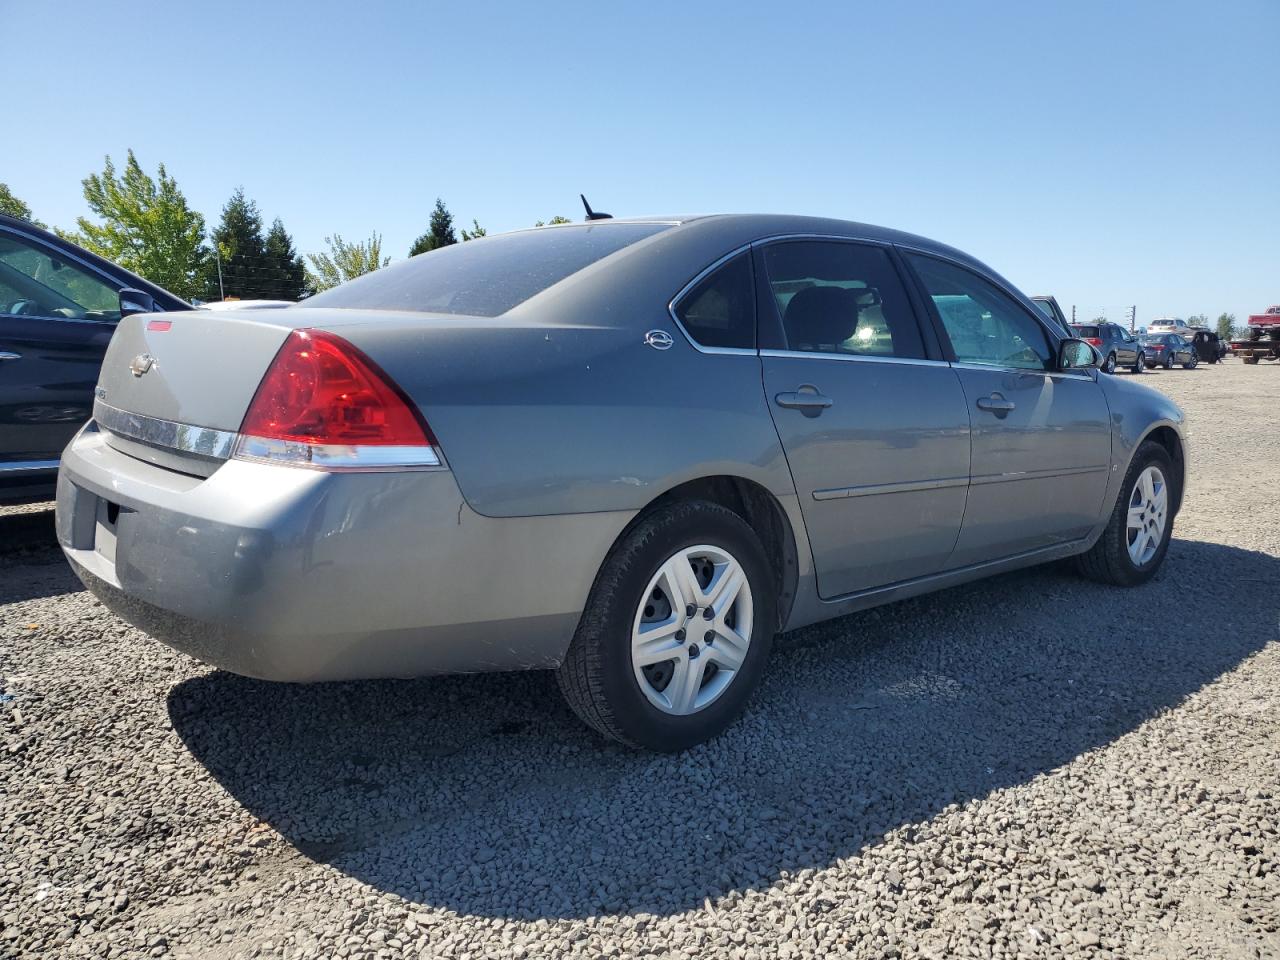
[130,353,156,377]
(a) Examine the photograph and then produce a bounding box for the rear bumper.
[56,426,631,682]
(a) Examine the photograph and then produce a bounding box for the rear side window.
[761,241,925,359]
[672,252,755,349]
[1073,325,1100,338]
[301,223,671,317]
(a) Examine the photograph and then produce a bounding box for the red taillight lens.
[1084,337,1103,346]
[235,329,439,469]
[1149,344,1164,351]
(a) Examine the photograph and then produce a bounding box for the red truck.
[1231,305,1280,363]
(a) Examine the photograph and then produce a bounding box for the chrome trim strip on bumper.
[812,475,969,501]
[93,400,238,460]
[0,459,61,474]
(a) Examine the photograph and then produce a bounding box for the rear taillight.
[1149,344,1164,351]
[234,329,441,470]
[1084,337,1103,346]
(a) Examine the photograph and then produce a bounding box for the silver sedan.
[55,214,1187,749]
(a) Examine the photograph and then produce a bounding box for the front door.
[0,228,122,465]
[904,253,1112,566]
[758,240,971,598]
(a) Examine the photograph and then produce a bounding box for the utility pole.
[1127,305,1136,333]
[1071,304,1076,322]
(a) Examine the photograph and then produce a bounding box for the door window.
[761,241,925,358]
[672,251,755,349]
[907,254,1052,371]
[0,232,121,322]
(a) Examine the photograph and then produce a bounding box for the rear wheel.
[1102,352,1117,374]
[1075,441,1175,586]
[557,500,776,750]
[1163,352,1175,369]
[1130,352,1143,374]
[1183,355,1198,369]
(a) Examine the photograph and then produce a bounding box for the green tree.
[206,188,269,300]
[62,151,207,300]
[408,198,457,255]
[460,219,487,241]
[534,215,572,226]
[264,218,310,300]
[0,183,45,228]
[306,233,389,292]
[1187,313,1209,328]
[1216,312,1236,341]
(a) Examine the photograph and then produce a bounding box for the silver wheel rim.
[1126,465,1168,566]
[631,544,754,716]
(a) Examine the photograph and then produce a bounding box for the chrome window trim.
[0,458,61,474]
[666,243,757,355]
[759,349,947,368]
[950,360,1096,380]
[94,400,239,461]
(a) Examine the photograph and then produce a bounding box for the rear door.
[0,228,123,467]
[757,239,970,598]
[903,252,1111,566]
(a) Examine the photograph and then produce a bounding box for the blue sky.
[4,0,1277,323]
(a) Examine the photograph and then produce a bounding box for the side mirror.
[1059,337,1099,371]
[119,288,155,317]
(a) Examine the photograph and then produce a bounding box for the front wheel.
[1075,441,1175,586]
[557,500,777,750]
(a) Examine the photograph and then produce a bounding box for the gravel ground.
[2,361,1277,959]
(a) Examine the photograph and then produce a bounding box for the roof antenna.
[580,194,612,221]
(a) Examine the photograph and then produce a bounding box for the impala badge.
[130,353,156,377]
[644,330,674,351]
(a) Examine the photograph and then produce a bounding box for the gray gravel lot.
[2,362,1277,959]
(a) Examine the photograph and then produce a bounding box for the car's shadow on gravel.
[168,538,1277,921]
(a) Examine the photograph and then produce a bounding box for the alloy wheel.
[1126,465,1168,566]
[631,545,754,715]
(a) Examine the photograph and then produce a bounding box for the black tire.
[1130,353,1143,374]
[1102,352,1117,374]
[556,500,777,751]
[1074,441,1176,587]
[1183,355,1198,369]
[1163,352,1174,369]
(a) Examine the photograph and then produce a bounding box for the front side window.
[0,232,121,321]
[907,254,1051,371]
[762,241,924,358]
[673,252,755,349]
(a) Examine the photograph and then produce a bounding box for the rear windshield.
[1072,325,1100,337]
[298,223,671,317]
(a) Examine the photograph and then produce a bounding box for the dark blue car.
[0,213,190,503]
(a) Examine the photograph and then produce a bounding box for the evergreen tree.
[460,219,487,241]
[207,188,281,300]
[409,198,457,255]
[264,218,310,300]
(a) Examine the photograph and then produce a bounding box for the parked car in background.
[1070,321,1144,374]
[1189,329,1225,364]
[1030,295,1075,337]
[1230,305,1280,364]
[1148,317,1196,338]
[195,299,294,311]
[1141,333,1198,369]
[0,213,190,503]
[55,214,1187,750]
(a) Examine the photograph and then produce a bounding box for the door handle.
[775,385,833,418]
[0,352,21,361]
[976,393,1015,417]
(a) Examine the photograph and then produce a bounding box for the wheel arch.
[1135,424,1186,515]
[608,475,800,631]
